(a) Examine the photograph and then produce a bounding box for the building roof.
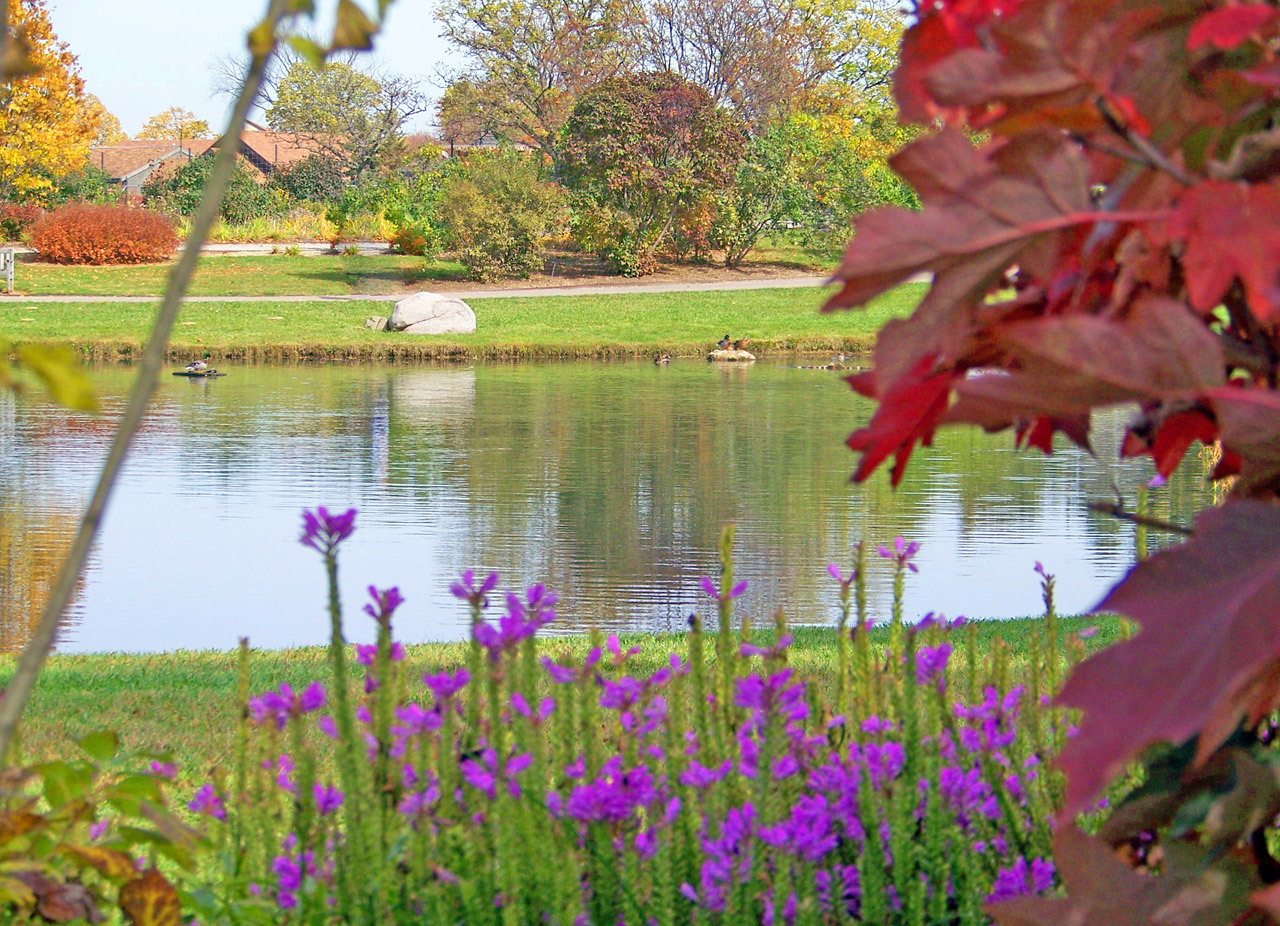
[211,130,327,174]
[88,140,214,181]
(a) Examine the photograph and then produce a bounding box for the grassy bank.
[0,284,923,361]
[12,247,836,298]
[5,616,1121,783]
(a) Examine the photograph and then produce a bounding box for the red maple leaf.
[1016,415,1091,454]
[1187,4,1279,51]
[1207,385,1280,494]
[1056,500,1280,819]
[845,357,955,485]
[1163,180,1280,322]
[1120,407,1218,477]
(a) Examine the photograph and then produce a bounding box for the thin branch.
[1088,501,1193,536]
[0,0,294,762]
[1096,95,1197,187]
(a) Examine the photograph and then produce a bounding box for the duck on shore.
[185,353,212,372]
[716,335,731,350]
[731,338,749,351]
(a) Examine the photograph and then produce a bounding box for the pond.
[0,360,1212,653]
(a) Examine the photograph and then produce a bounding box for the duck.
[654,353,671,365]
[731,338,750,351]
[185,353,212,373]
[716,335,731,350]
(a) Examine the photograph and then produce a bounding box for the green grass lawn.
[4,616,1121,784]
[0,283,923,360]
[13,254,469,297]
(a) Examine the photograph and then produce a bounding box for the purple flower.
[299,507,357,555]
[877,536,920,572]
[249,681,326,729]
[424,668,470,701]
[915,643,952,688]
[89,820,109,841]
[827,563,856,586]
[449,569,499,607]
[313,782,344,815]
[148,761,176,780]
[362,585,405,626]
[317,715,337,738]
[988,857,1056,902]
[700,575,748,602]
[189,783,226,821]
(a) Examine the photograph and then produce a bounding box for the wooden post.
[0,248,13,295]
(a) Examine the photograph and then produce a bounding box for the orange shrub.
[30,204,176,264]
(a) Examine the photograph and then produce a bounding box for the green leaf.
[331,0,378,52]
[75,730,119,764]
[36,762,93,809]
[15,345,96,412]
[286,36,325,67]
[247,18,277,57]
[109,775,164,804]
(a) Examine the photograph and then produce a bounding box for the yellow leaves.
[333,0,378,51]
[60,844,136,880]
[0,0,93,201]
[15,344,96,412]
[118,868,181,926]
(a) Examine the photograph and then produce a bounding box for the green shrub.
[30,204,176,264]
[438,148,566,282]
[269,154,347,203]
[49,166,117,206]
[141,155,277,225]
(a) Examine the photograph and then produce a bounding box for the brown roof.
[213,131,328,172]
[88,140,215,180]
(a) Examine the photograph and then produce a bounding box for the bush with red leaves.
[0,203,43,243]
[30,204,176,265]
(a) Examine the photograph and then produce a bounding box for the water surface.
[0,360,1210,652]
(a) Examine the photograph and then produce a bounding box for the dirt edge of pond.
[58,336,876,363]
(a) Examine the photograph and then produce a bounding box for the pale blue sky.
[46,0,460,136]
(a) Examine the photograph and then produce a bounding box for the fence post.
[0,248,13,295]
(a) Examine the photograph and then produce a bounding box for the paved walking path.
[2,275,834,304]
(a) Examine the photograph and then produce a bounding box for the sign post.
[0,249,12,295]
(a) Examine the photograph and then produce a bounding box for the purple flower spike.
[700,576,748,602]
[299,507,357,556]
[313,782,344,815]
[449,570,499,607]
[424,668,470,701]
[362,585,405,626]
[189,783,226,821]
[878,536,921,573]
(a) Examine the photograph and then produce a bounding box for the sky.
[45,0,463,136]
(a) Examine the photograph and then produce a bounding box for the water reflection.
[0,360,1212,653]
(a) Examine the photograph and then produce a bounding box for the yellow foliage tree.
[84,93,125,146]
[0,0,95,201]
[137,106,210,140]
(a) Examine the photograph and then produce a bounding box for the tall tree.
[83,94,125,146]
[640,0,902,129]
[0,0,95,201]
[137,106,211,140]
[559,72,745,271]
[265,57,428,179]
[436,0,640,153]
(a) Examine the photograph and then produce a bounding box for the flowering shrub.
[0,203,43,242]
[30,204,176,265]
[183,509,1073,925]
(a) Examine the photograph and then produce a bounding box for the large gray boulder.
[390,292,477,334]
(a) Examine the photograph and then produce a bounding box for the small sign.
[0,248,12,294]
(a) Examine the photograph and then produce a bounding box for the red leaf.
[948,296,1224,428]
[1207,385,1280,494]
[1016,415,1091,454]
[845,357,955,486]
[894,14,973,125]
[1120,407,1218,477]
[824,128,1093,311]
[1187,4,1279,51]
[1056,500,1280,818]
[1163,180,1280,322]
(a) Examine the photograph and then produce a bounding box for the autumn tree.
[137,106,211,140]
[559,72,745,274]
[437,0,639,154]
[83,94,125,146]
[0,0,95,201]
[437,77,509,152]
[826,0,1280,921]
[264,57,428,179]
[639,0,902,130]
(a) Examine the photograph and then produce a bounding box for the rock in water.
[364,316,389,331]
[390,292,477,334]
[707,348,757,362]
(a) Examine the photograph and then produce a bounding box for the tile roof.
[87,141,214,180]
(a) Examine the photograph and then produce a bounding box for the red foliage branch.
[836,0,1280,921]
